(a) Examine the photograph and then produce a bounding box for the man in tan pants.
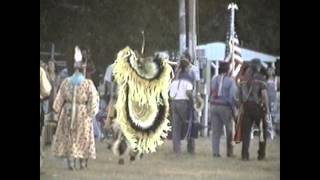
[40,66,52,172]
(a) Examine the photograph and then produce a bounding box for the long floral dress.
[52,77,99,159]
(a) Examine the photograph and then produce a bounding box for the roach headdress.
[113,46,173,154]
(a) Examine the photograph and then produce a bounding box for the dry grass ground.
[41,136,280,180]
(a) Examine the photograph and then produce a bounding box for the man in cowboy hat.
[209,61,238,158]
[238,58,270,161]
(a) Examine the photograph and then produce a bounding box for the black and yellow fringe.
[113,46,173,154]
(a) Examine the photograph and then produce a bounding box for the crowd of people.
[40,48,280,172]
[169,53,279,160]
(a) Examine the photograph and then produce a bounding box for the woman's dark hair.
[260,67,268,80]
[265,67,275,80]
[182,51,191,62]
[179,60,189,72]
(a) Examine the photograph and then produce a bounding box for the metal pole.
[179,0,187,55]
[203,58,211,136]
[188,0,197,63]
[51,43,55,60]
[216,60,219,77]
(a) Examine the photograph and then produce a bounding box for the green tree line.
[40,0,279,72]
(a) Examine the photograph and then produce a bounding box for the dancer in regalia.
[52,46,99,170]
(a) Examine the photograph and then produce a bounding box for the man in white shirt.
[169,54,196,156]
[104,63,114,83]
[169,79,193,100]
[104,63,114,104]
[40,67,52,100]
[40,66,52,134]
[40,66,52,172]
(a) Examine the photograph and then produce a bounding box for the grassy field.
[41,136,280,180]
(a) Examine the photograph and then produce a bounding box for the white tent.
[197,42,278,63]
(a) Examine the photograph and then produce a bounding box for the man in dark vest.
[238,58,270,161]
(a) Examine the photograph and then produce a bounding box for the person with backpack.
[238,58,270,161]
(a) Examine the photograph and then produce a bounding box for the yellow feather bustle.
[113,46,173,154]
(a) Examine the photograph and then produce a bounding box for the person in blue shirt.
[210,62,238,158]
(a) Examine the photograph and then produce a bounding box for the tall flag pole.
[225,2,243,79]
[225,2,244,145]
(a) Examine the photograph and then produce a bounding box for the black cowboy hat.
[250,58,262,67]
[219,61,229,73]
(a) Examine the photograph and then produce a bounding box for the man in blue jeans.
[170,53,198,155]
[210,62,237,158]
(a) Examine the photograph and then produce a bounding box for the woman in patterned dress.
[52,46,99,170]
